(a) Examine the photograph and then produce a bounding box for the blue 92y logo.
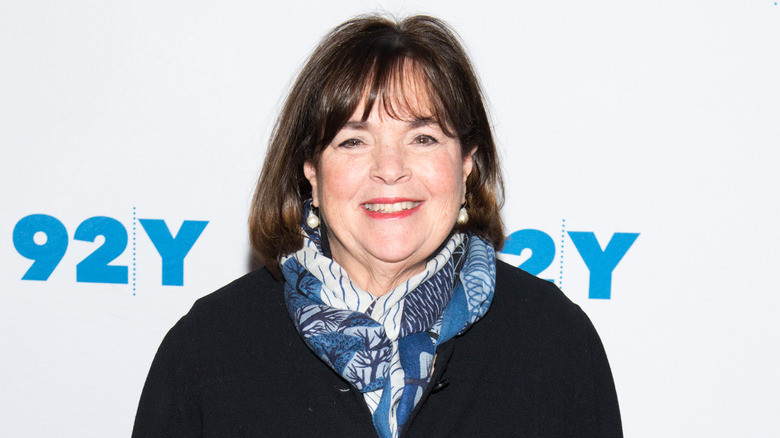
[13,214,207,286]
[502,228,639,300]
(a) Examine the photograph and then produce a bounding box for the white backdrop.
[2,1,779,436]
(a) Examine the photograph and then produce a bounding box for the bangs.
[361,60,453,135]
[314,48,459,153]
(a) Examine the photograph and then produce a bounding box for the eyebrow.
[342,121,368,130]
[408,117,438,129]
[341,117,439,131]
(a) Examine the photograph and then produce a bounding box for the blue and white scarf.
[281,211,496,438]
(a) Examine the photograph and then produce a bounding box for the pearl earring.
[456,207,469,225]
[306,206,320,228]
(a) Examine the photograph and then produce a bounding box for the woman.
[133,15,622,438]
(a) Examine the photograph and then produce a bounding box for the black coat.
[132,261,622,437]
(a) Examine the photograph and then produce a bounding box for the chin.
[368,242,429,266]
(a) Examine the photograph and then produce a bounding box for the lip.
[361,197,423,220]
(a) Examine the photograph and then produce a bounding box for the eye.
[337,138,364,148]
[413,135,438,145]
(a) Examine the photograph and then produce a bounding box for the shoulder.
[488,262,623,436]
[492,259,586,326]
[175,268,286,332]
[133,268,331,437]
[464,259,599,357]
[476,261,618,404]
[190,267,284,314]
[494,259,571,302]
[413,264,622,437]
[157,268,294,377]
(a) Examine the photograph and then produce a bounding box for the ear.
[303,161,319,207]
[461,146,477,202]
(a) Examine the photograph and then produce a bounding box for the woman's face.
[304,99,474,296]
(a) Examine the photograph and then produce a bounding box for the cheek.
[424,159,465,202]
[317,161,361,207]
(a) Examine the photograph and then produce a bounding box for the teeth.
[363,201,420,213]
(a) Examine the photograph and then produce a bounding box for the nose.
[370,143,410,184]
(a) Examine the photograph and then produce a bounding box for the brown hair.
[249,14,504,277]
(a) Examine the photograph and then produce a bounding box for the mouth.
[362,201,422,213]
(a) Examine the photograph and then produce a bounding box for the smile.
[363,201,421,213]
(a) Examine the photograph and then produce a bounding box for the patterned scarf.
[281,208,496,438]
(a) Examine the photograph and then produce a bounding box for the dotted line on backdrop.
[133,206,137,296]
[559,218,566,290]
